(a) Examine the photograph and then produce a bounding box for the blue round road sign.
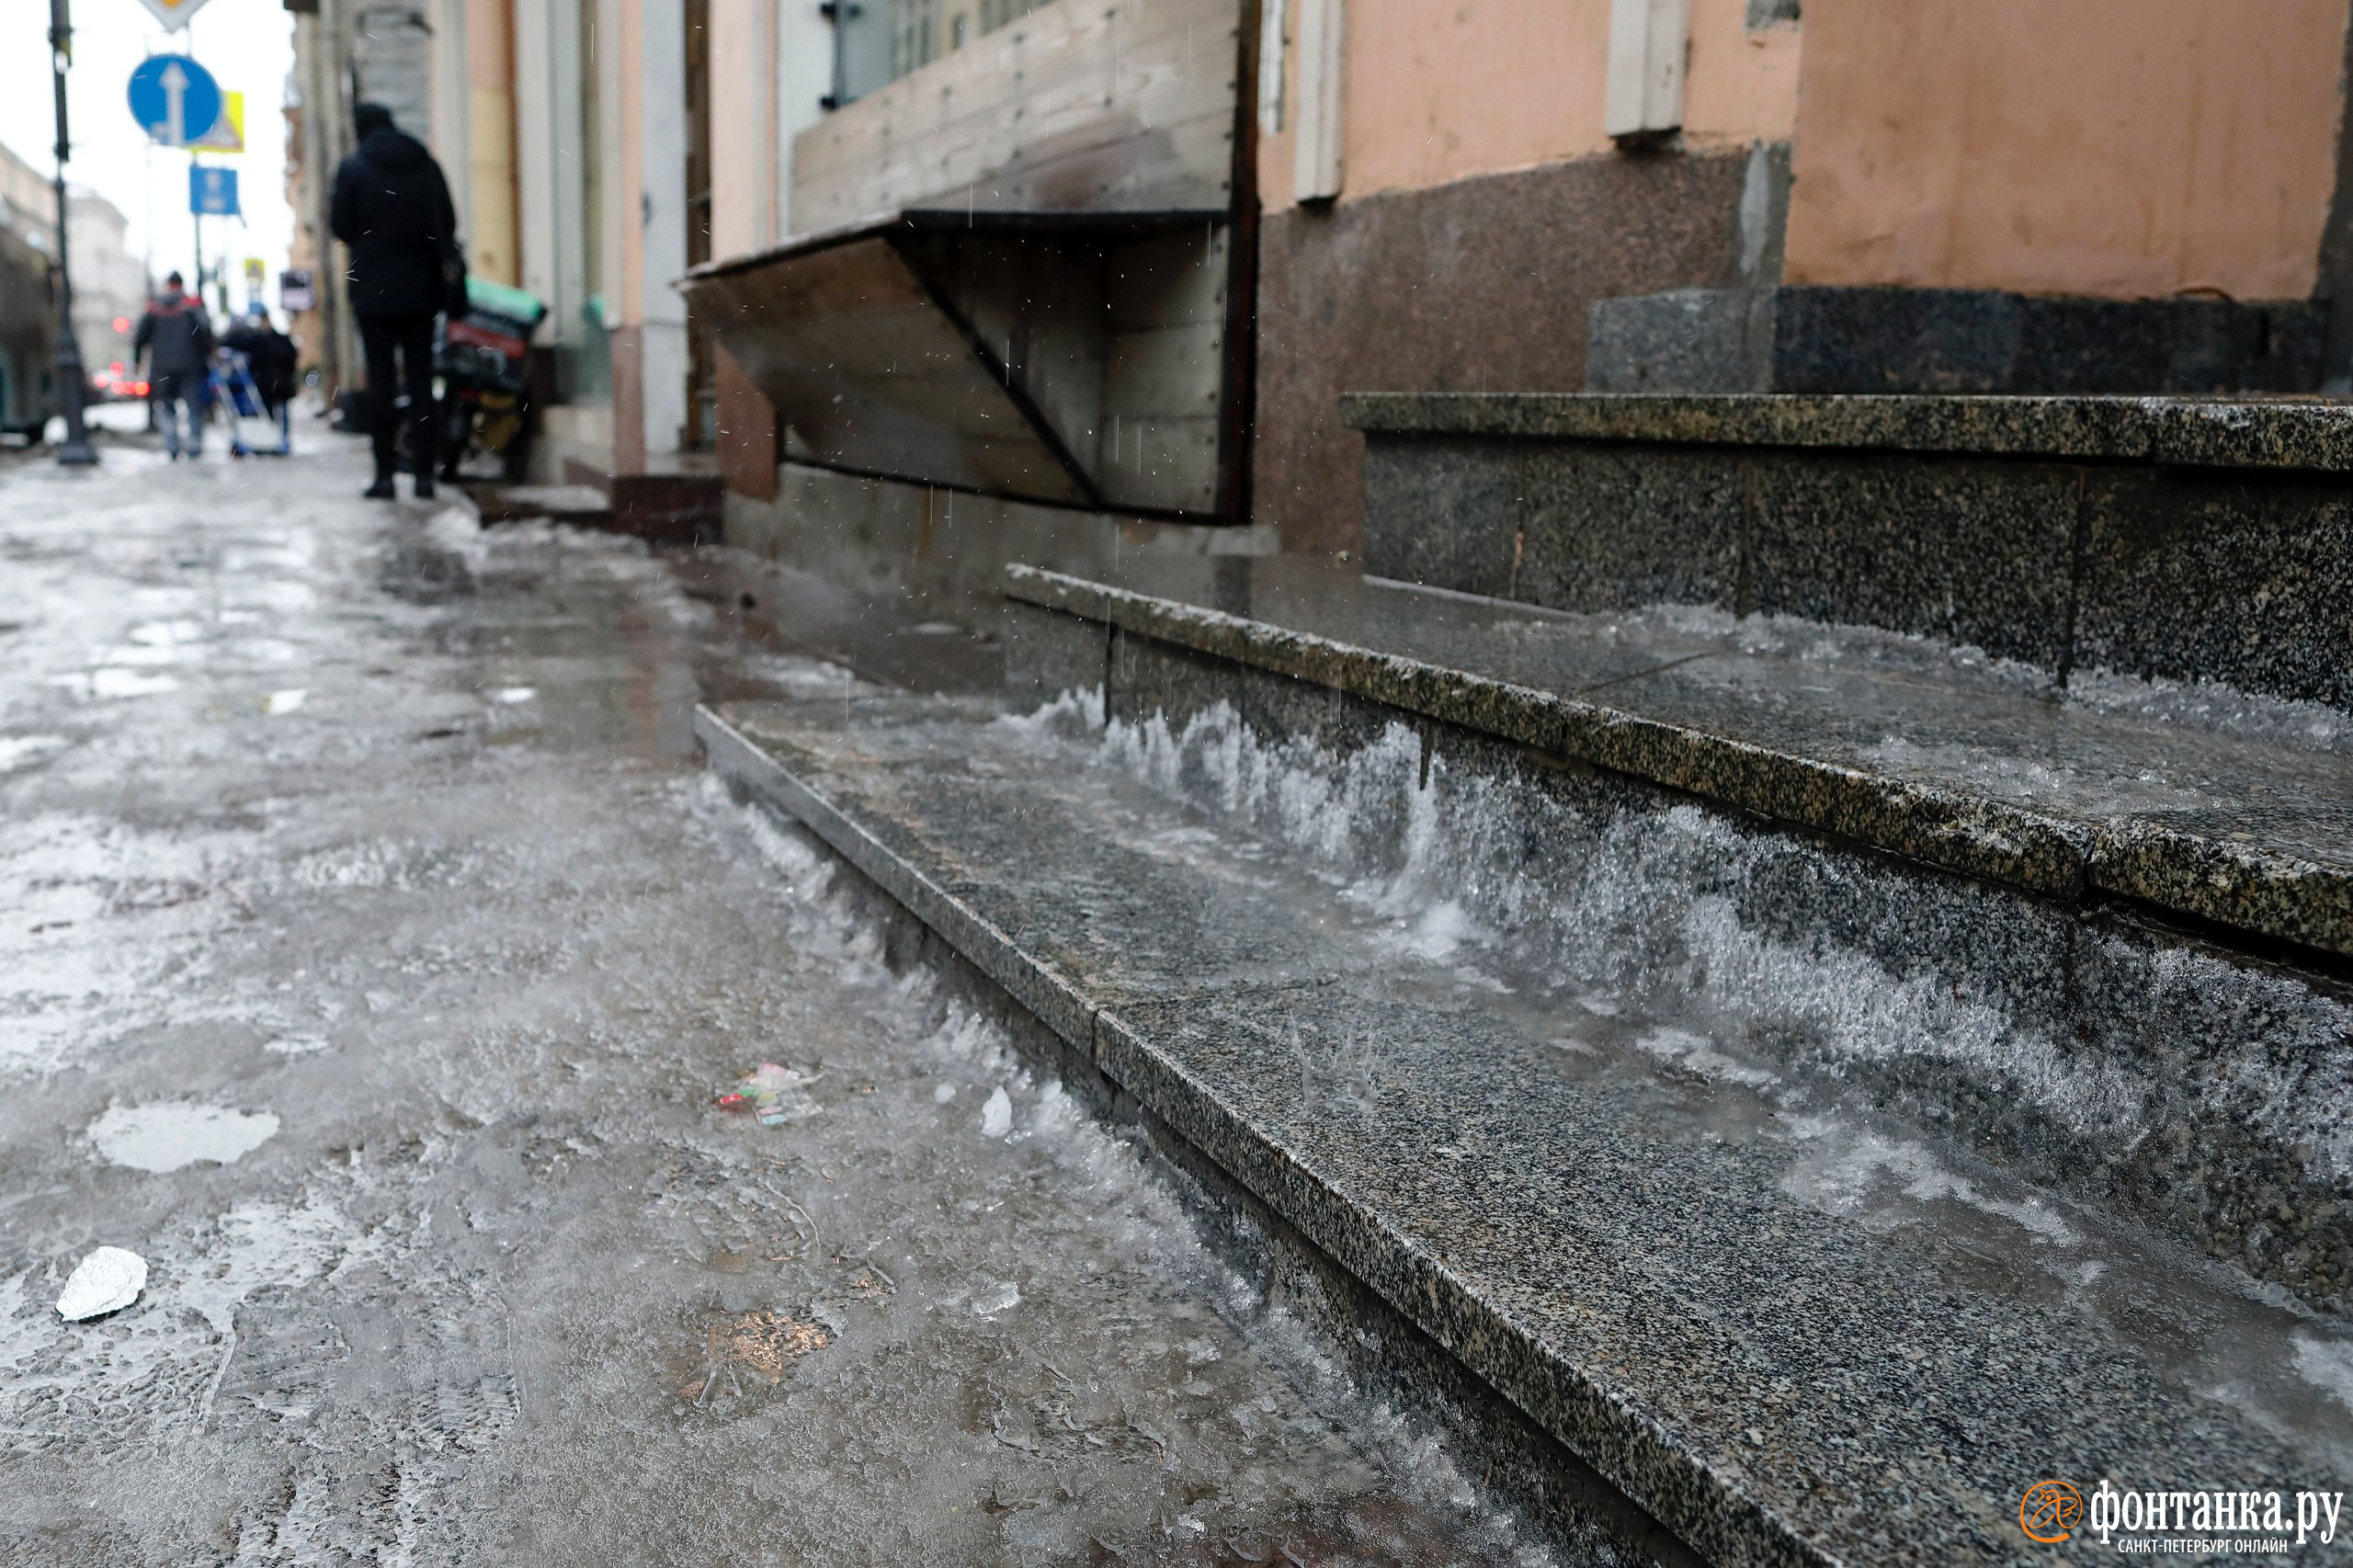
[127,55,223,149]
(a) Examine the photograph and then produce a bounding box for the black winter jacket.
[329,127,458,319]
[133,295,213,376]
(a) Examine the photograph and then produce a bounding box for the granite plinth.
[1586,287,1775,396]
[1004,559,2353,958]
[699,694,2350,1568]
[1340,393,2353,716]
[1585,288,2328,398]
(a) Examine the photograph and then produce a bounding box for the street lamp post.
[48,0,97,467]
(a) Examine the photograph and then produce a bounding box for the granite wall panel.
[1254,153,1753,560]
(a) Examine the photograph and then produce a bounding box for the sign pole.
[48,0,97,466]
[190,155,205,320]
[184,12,214,318]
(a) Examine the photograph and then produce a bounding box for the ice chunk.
[980,1086,1012,1138]
[56,1246,146,1321]
[88,669,178,699]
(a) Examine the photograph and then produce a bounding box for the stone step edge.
[694,702,1828,1568]
[1336,391,2353,473]
[1002,563,2351,960]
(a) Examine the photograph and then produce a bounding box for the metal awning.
[679,209,1234,517]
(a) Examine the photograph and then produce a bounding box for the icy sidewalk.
[0,444,1545,1564]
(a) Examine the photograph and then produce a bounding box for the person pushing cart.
[222,305,298,456]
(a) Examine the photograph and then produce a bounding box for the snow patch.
[0,735,67,772]
[88,1102,280,1174]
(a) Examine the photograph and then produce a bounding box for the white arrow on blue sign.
[128,54,223,149]
[189,165,239,217]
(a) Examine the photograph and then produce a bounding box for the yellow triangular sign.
[190,91,244,154]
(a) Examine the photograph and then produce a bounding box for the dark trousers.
[359,313,436,480]
[149,370,203,456]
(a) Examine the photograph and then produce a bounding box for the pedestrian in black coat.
[330,102,458,499]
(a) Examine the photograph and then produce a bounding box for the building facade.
[0,139,63,439]
[1248,0,2353,552]
[292,0,2353,574]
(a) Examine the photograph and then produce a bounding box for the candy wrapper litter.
[57,1246,147,1322]
[716,1063,821,1127]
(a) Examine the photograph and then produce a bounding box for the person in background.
[223,304,299,455]
[329,101,458,500]
[133,271,213,462]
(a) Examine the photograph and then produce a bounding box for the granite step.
[998,556,2353,1322]
[1002,558,2352,960]
[698,690,2353,1568]
[1341,392,2353,718]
